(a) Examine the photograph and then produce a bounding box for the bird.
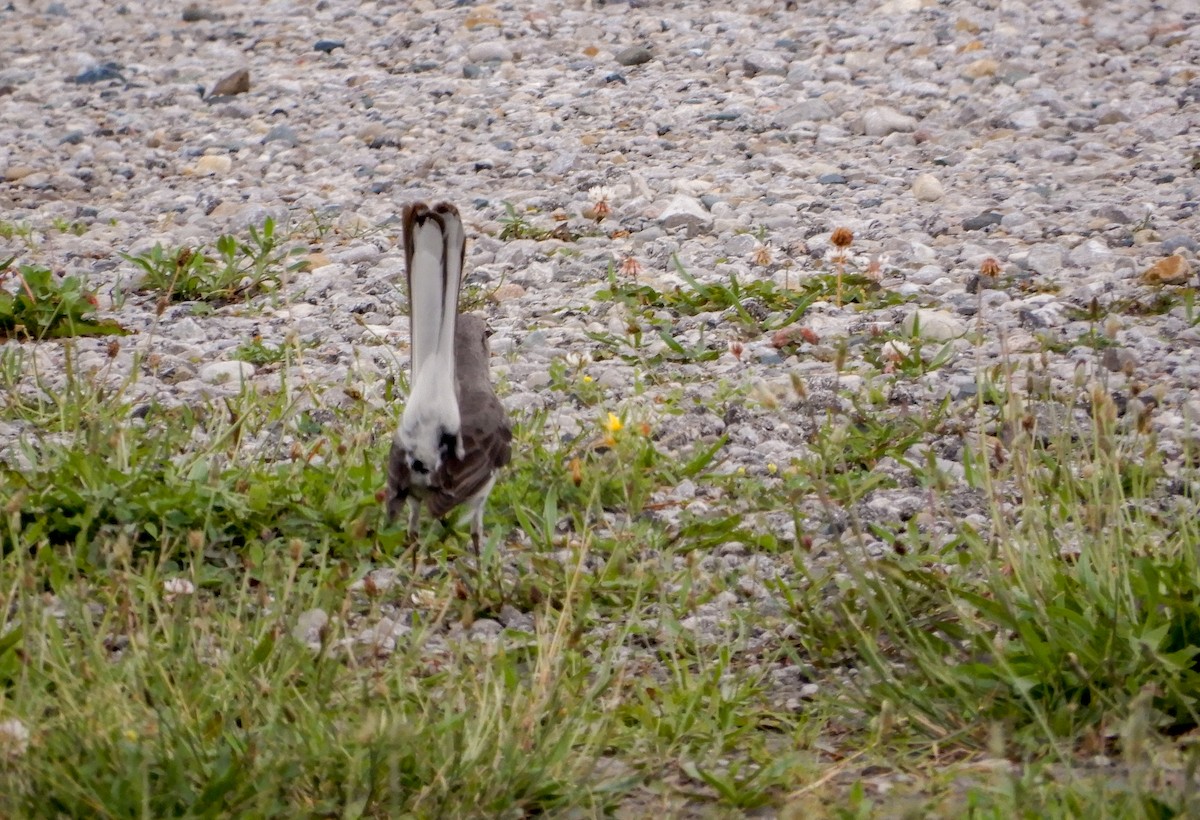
[385,201,512,559]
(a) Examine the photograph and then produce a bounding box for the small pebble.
[615,45,653,66]
[209,68,250,98]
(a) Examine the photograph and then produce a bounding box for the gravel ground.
[2,0,1199,659]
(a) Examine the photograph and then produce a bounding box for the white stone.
[198,361,256,384]
[901,309,966,341]
[467,41,512,63]
[1069,238,1114,268]
[861,106,918,137]
[292,608,329,650]
[911,173,944,202]
[193,155,232,175]
[1010,108,1042,130]
[658,195,713,236]
[881,340,912,361]
[876,0,923,13]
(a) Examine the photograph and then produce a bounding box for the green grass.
[1,226,1199,816]
[122,218,306,304]
[0,259,128,340]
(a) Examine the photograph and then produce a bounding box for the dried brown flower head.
[587,186,614,222]
[830,227,854,249]
[752,243,772,267]
[979,257,1002,277]
[618,255,643,277]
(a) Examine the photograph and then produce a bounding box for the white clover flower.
[588,185,615,205]
[0,718,30,759]
[163,578,196,602]
[587,186,615,220]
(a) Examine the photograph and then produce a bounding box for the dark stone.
[961,211,1003,231]
[817,173,847,185]
[314,39,344,53]
[604,72,627,84]
[71,63,124,84]
[60,130,86,145]
[410,61,439,73]
[181,3,224,21]
[462,64,484,79]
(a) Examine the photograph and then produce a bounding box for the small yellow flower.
[582,375,593,383]
[604,413,623,433]
[767,463,778,475]
[737,466,746,476]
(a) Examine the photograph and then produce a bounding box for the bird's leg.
[470,506,505,607]
[407,498,421,573]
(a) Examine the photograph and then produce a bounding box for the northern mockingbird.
[385,201,512,557]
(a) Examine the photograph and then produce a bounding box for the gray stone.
[773,99,834,126]
[263,124,299,146]
[725,234,758,256]
[1025,244,1065,275]
[169,317,207,342]
[615,46,653,66]
[743,50,789,77]
[1162,234,1198,255]
[1095,205,1135,225]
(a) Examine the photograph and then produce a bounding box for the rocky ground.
[2,0,1200,707]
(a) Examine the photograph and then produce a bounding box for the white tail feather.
[398,204,465,480]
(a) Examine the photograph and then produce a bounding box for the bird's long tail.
[398,202,465,476]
